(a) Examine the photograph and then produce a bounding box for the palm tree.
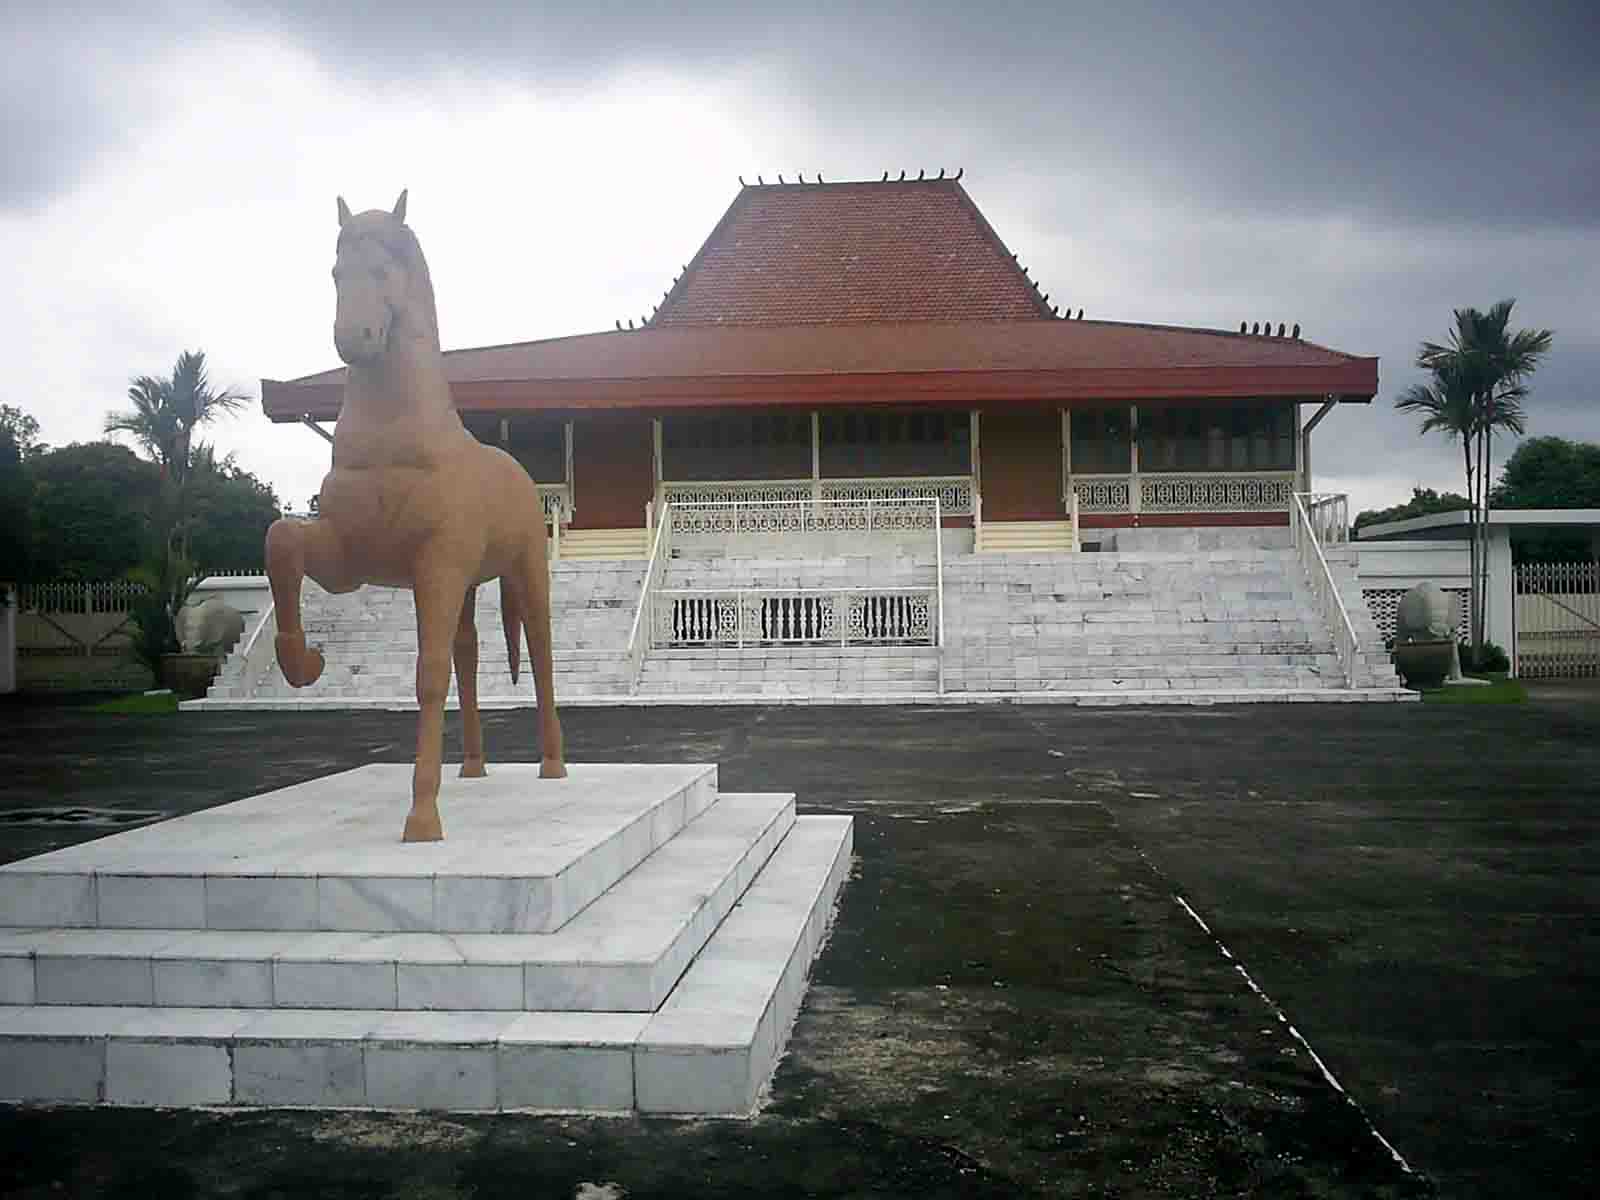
[1396,360,1486,646]
[1402,302,1552,654]
[104,351,246,673]
[104,350,246,489]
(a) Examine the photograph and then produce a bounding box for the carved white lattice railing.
[652,588,936,647]
[1291,492,1359,689]
[537,484,571,524]
[1070,471,1297,514]
[1070,475,1133,514]
[670,498,938,538]
[662,476,973,515]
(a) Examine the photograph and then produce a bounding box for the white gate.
[1516,561,1600,678]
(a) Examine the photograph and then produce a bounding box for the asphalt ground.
[0,690,1596,1199]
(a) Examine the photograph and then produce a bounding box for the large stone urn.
[1391,581,1458,688]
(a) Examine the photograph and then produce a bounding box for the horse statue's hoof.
[275,633,325,687]
[459,759,487,779]
[401,810,443,842]
[540,759,568,780]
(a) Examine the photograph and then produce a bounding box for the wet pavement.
[1,692,1596,1198]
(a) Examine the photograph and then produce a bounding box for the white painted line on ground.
[1171,893,1416,1178]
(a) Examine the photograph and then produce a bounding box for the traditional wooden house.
[262,175,1376,557]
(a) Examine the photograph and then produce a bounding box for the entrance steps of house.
[0,763,852,1115]
[189,542,1409,708]
[940,547,1404,696]
[975,519,1077,554]
[558,528,651,560]
[637,646,940,699]
[193,560,645,707]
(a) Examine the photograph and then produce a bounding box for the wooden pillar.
[811,411,821,502]
[1128,404,1141,514]
[1060,408,1071,511]
[651,418,664,510]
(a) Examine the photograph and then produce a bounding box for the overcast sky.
[6,0,1596,517]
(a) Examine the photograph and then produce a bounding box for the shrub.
[1458,640,1510,674]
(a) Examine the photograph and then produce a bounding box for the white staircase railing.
[1291,492,1359,689]
[625,502,674,692]
[213,600,277,698]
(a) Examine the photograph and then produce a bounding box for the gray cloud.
[223,0,1599,231]
[6,0,1597,510]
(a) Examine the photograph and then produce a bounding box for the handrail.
[934,495,944,651]
[219,599,278,698]
[626,501,673,692]
[1292,492,1360,689]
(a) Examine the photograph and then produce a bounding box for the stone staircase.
[636,551,940,699]
[197,559,644,706]
[0,763,852,1115]
[189,540,1408,707]
[941,546,1404,698]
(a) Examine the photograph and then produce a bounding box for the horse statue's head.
[332,189,438,366]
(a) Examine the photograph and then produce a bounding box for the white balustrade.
[1291,492,1360,689]
[537,484,572,524]
[1141,471,1297,513]
[1300,492,1349,544]
[1071,471,1297,514]
[651,587,935,648]
[663,476,973,515]
[670,498,939,538]
[1070,475,1134,514]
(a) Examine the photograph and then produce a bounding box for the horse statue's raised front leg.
[265,517,353,687]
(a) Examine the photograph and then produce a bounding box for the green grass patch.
[89,691,180,715]
[1420,675,1528,704]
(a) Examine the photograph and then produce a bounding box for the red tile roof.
[264,319,1378,421]
[650,179,1055,325]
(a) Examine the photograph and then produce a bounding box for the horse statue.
[264,190,565,843]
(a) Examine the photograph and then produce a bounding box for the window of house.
[1136,403,1295,472]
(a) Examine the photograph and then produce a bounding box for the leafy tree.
[1398,301,1553,651]
[0,404,44,458]
[24,443,161,579]
[1490,437,1600,562]
[185,451,281,570]
[0,429,30,582]
[1353,487,1472,532]
[1491,436,1600,509]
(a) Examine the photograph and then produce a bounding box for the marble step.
[0,794,794,1013]
[0,816,852,1115]
[0,764,717,935]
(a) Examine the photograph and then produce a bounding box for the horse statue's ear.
[337,196,352,227]
[392,189,408,223]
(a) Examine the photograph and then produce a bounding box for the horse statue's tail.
[501,575,523,684]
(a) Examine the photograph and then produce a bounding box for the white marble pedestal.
[0,763,851,1115]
